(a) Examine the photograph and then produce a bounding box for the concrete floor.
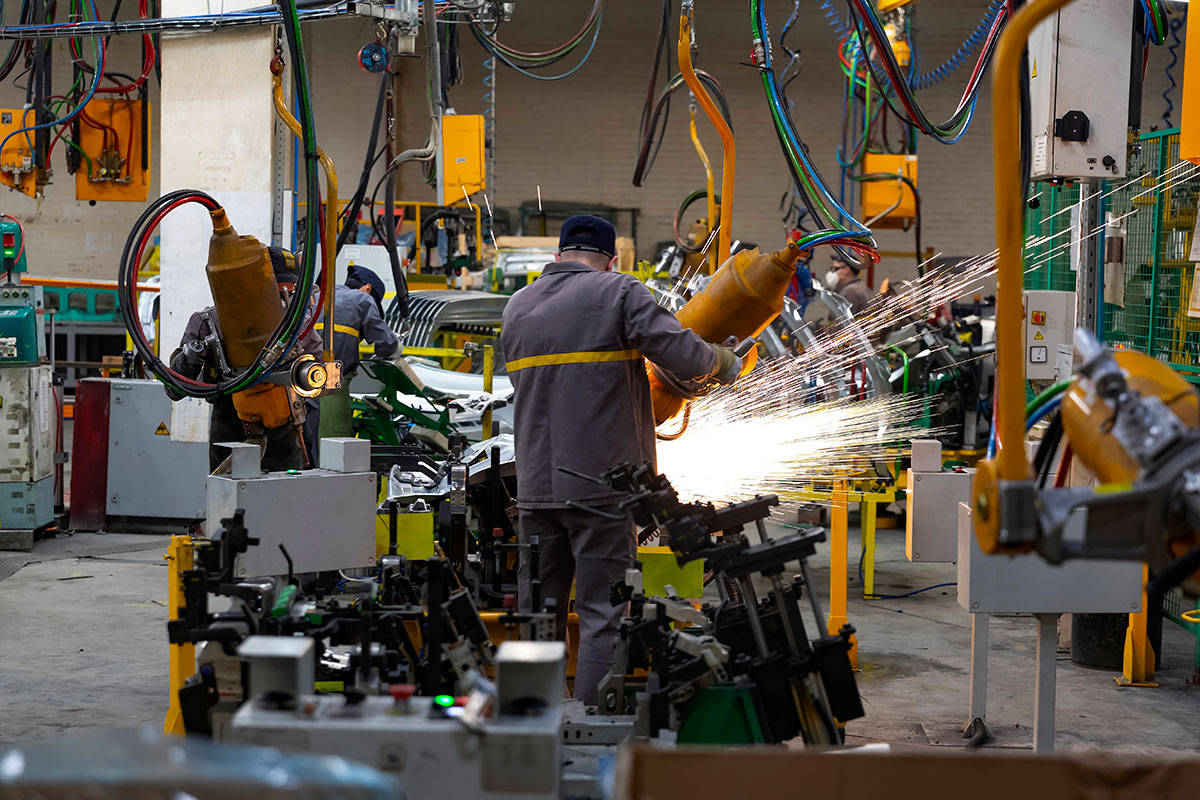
[3,520,1199,754]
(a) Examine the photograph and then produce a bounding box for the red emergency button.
[1031,311,1046,325]
[389,683,416,703]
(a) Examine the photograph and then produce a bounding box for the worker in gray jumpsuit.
[316,264,400,446]
[824,253,873,315]
[501,215,742,705]
[168,247,322,472]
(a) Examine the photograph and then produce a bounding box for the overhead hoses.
[633,70,730,187]
[844,0,1002,144]
[674,189,718,254]
[752,0,876,263]
[909,0,1007,91]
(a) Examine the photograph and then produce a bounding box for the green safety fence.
[1024,182,1081,293]
[1025,128,1200,384]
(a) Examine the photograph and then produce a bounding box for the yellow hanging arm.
[679,5,734,268]
[989,0,1075,483]
[271,65,339,364]
[688,101,717,247]
[974,0,1076,553]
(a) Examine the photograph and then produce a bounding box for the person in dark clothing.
[500,215,742,705]
[824,253,874,315]
[316,264,400,444]
[167,247,322,472]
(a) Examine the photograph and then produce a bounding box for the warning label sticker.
[154,422,170,436]
[1034,331,1045,341]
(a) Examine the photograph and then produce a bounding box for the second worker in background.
[316,264,400,447]
[501,215,742,706]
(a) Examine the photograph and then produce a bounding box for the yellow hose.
[272,71,338,363]
[688,105,717,262]
[991,0,1075,481]
[679,11,734,269]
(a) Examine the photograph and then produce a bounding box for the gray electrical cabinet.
[0,364,54,540]
[1028,0,1133,181]
[106,379,209,522]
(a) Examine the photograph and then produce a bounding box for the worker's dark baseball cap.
[347,264,387,314]
[268,247,298,284]
[831,252,860,273]
[559,214,617,258]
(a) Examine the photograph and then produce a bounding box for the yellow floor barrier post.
[482,344,494,438]
[861,498,878,599]
[827,481,857,669]
[163,535,195,734]
[1116,564,1159,688]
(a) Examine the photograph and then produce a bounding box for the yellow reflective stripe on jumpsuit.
[505,348,642,373]
[314,322,361,339]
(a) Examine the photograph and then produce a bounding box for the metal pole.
[1075,180,1102,333]
[1033,613,1058,754]
[799,557,825,631]
[738,577,771,658]
[769,573,801,660]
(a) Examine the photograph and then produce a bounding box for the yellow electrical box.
[74,98,151,203]
[375,505,435,560]
[877,0,917,11]
[0,108,38,198]
[860,153,917,229]
[1181,8,1200,164]
[638,546,705,599]
[441,114,486,198]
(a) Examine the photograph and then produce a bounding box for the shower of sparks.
[462,186,474,211]
[655,161,1200,505]
[658,381,939,504]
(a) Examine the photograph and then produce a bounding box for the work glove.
[710,343,743,386]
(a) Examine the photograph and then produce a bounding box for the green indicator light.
[2,249,11,257]
[287,469,300,474]
[434,695,455,708]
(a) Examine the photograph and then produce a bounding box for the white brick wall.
[1,0,1187,294]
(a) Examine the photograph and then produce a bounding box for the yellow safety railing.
[163,535,195,735]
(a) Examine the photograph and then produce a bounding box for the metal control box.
[1023,290,1075,381]
[0,364,53,535]
[906,467,972,563]
[1027,0,1132,180]
[207,468,377,578]
[233,694,562,799]
[0,286,43,364]
[106,380,209,522]
[956,503,1141,614]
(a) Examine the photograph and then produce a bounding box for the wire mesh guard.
[1025,130,1200,382]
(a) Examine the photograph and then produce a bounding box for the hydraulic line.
[679,3,733,268]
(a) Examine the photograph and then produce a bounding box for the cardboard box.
[616,745,1200,800]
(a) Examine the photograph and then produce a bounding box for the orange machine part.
[205,208,285,370]
[232,383,294,429]
[74,98,150,203]
[1061,350,1200,585]
[1061,351,1200,483]
[650,242,805,424]
[0,108,38,198]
